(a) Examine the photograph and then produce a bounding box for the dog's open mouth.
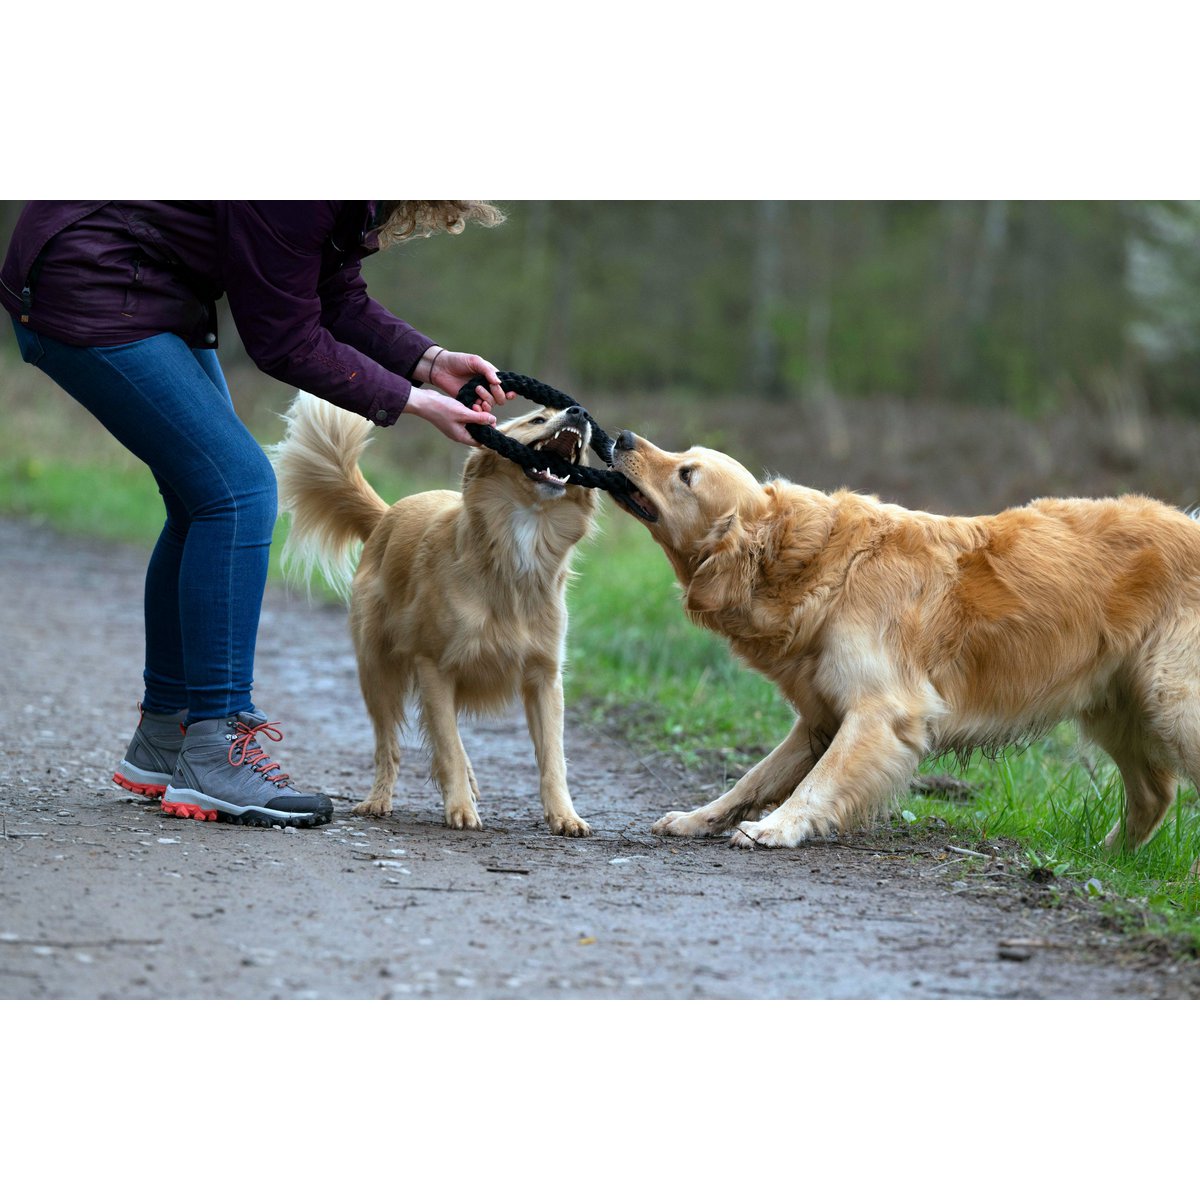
[526,425,585,490]
[613,486,658,523]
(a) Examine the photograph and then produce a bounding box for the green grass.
[4,414,1200,950]
[566,512,794,756]
[0,455,169,545]
[902,734,1200,948]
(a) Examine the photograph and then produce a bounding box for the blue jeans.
[11,317,276,721]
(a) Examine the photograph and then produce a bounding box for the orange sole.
[161,799,219,822]
[113,772,168,798]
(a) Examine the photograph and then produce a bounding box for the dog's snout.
[615,429,636,452]
[564,406,582,417]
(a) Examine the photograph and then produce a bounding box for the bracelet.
[425,346,446,384]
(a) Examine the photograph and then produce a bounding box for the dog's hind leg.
[415,657,481,831]
[1081,708,1177,852]
[523,668,591,837]
[730,701,928,849]
[652,717,819,838]
[1106,757,1177,852]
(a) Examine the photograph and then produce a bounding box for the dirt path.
[2,515,1197,999]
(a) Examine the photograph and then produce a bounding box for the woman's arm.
[215,202,499,441]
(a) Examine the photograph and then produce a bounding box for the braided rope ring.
[455,373,644,506]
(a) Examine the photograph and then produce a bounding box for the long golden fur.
[270,393,597,835]
[610,432,1200,851]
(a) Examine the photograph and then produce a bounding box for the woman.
[1,200,511,829]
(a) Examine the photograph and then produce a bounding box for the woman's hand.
[404,387,498,447]
[420,347,515,412]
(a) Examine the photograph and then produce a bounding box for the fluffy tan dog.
[271,393,597,836]
[609,430,1200,851]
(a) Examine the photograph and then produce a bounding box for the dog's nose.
[564,406,582,417]
[615,429,635,452]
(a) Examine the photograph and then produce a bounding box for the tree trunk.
[749,200,785,397]
[804,202,849,460]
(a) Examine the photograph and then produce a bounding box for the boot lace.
[228,719,291,788]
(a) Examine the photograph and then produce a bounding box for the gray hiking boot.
[113,705,188,799]
[161,709,334,828]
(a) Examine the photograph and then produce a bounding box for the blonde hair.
[375,201,505,247]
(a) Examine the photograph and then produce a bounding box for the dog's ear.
[685,511,756,614]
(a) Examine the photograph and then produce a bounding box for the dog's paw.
[547,812,592,838]
[652,809,716,838]
[730,814,812,849]
[445,805,483,831]
[354,797,393,818]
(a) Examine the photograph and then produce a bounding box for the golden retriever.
[609,430,1200,852]
[270,393,597,836]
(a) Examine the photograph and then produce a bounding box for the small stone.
[998,946,1032,962]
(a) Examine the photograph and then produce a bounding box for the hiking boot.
[161,709,334,828]
[113,705,188,799]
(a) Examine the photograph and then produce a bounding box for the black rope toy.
[455,372,655,520]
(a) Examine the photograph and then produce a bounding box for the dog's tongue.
[624,488,658,522]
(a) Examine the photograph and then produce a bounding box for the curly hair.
[374,201,505,247]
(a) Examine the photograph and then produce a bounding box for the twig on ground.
[0,936,163,949]
[922,858,963,877]
[618,827,658,847]
[382,884,486,893]
[799,840,945,857]
[998,937,1071,952]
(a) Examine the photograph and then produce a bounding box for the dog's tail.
[269,392,389,600]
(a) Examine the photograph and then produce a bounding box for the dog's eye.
[679,466,693,485]
[530,417,547,425]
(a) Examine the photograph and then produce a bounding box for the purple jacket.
[0,201,436,425]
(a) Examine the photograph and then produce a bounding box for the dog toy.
[456,373,647,515]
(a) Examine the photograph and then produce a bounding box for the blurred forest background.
[3,199,1200,515]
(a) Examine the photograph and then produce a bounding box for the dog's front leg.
[652,717,819,837]
[523,669,591,837]
[415,657,482,830]
[731,703,927,849]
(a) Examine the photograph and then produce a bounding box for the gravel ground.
[2,515,1198,999]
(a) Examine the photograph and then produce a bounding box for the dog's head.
[610,430,777,613]
[462,404,598,510]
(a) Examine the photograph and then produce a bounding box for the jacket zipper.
[0,272,30,325]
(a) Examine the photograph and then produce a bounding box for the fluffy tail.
[269,392,388,599]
